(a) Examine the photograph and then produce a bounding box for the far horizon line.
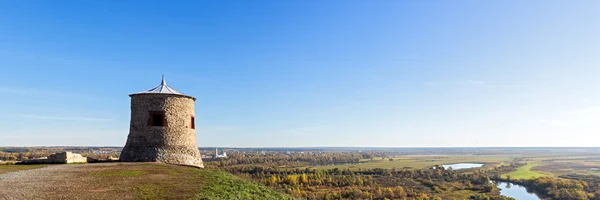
[2,146,600,149]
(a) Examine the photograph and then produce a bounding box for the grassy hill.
[0,163,294,200]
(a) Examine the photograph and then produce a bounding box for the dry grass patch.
[57,163,204,199]
[0,164,47,174]
[92,169,147,177]
[19,163,295,200]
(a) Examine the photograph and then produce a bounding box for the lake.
[494,181,542,200]
[441,163,484,170]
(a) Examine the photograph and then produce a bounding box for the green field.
[502,162,550,179]
[197,167,296,200]
[305,154,600,181]
[305,155,514,170]
[532,155,600,177]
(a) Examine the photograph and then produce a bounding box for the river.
[493,181,542,200]
[439,163,542,199]
[441,163,484,170]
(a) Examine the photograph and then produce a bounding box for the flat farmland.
[534,155,600,177]
[304,155,515,170]
[498,155,600,179]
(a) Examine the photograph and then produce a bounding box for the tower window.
[190,116,195,129]
[148,111,166,127]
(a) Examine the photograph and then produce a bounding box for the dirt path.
[0,163,120,200]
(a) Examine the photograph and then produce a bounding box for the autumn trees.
[219,162,514,199]
[204,151,600,200]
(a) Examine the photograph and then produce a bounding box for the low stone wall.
[20,152,88,164]
[47,152,87,164]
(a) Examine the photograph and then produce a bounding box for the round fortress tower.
[120,76,204,168]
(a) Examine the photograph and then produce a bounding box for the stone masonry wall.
[120,94,204,168]
[47,152,87,164]
[21,152,88,164]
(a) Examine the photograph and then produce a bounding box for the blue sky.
[1,1,599,147]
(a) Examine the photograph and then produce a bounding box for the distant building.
[214,148,227,158]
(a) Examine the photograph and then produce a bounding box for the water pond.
[441,163,484,170]
[438,163,542,199]
[493,181,542,200]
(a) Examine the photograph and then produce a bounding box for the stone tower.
[120,76,203,168]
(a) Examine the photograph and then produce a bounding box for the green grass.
[92,170,147,177]
[196,169,295,200]
[135,185,170,200]
[0,164,47,174]
[503,162,550,179]
[27,163,297,200]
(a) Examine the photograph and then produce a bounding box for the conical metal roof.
[130,75,195,99]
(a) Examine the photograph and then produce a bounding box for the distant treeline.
[0,147,121,161]
[209,151,372,167]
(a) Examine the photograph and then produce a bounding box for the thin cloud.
[20,114,114,122]
[541,105,600,127]
[464,80,487,87]
[0,87,79,98]
[540,120,573,127]
[0,49,77,65]
[197,126,238,134]
[212,126,237,131]
[425,80,487,87]
[280,125,327,135]
[425,81,438,86]
[567,105,600,115]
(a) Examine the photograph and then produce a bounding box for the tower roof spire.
[130,75,195,100]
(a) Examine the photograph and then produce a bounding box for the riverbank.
[492,180,543,200]
[492,176,595,200]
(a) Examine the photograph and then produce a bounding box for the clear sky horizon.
[1,1,599,147]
